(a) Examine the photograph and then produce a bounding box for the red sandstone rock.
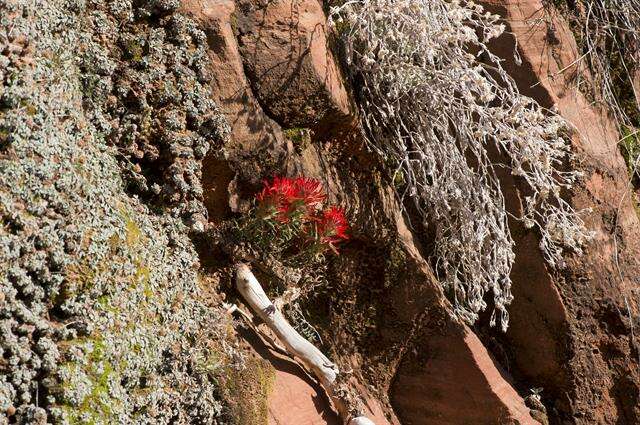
[235,0,354,133]
[180,0,286,153]
[183,0,639,423]
[290,148,537,424]
[480,1,640,423]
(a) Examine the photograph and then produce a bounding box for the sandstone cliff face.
[182,0,639,423]
[2,0,639,424]
[480,1,640,423]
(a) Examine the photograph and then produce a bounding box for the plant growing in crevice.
[545,0,640,196]
[330,0,593,330]
[620,126,640,217]
[621,126,640,184]
[548,0,640,127]
[224,176,349,340]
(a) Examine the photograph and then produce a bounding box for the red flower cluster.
[256,176,325,223]
[256,176,297,222]
[293,177,325,212]
[317,206,349,247]
[255,176,349,252]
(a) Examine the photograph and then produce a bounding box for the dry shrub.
[561,0,640,126]
[330,0,593,330]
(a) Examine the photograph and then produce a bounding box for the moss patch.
[221,356,276,425]
[283,127,312,153]
[620,126,640,179]
[57,337,122,424]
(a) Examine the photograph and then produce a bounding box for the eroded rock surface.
[190,0,639,423]
[234,0,353,133]
[2,0,639,424]
[183,1,539,423]
[479,1,640,423]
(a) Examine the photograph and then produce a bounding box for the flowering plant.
[224,176,347,342]
[315,206,349,254]
[251,176,349,256]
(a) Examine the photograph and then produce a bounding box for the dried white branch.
[235,263,375,425]
[223,302,291,359]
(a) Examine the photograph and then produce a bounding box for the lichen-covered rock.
[80,0,229,230]
[1,0,238,423]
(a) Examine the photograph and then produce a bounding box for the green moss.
[73,158,86,176]
[194,350,224,381]
[0,127,9,149]
[143,280,153,298]
[123,39,145,63]
[107,232,121,251]
[283,127,311,152]
[620,126,640,177]
[384,243,408,289]
[134,260,150,284]
[125,217,142,247]
[222,357,275,425]
[89,337,106,362]
[392,169,406,189]
[97,295,111,309]
[71,360,117,424]
[19,99,38,116]
[119,209,144,248]
[57,336,122,425]
[138,108,153,139]
[230,13,239,35]
[127,258,153,298]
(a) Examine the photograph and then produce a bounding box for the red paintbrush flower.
[317,206,349,249]
[256,176,327,223]
[252,176,349,256]
[256,176,296,203]
[256,176,297,222]
[292,177,326,212]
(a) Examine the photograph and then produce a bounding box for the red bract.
[255,176,349,255]
[256,176,296,203]
[292,177,326,211]
[256,176,327,223]
[317,206,349,248]
[256,176,297,222]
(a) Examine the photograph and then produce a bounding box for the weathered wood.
[235,263,375,425]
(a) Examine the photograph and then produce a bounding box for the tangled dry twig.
[569,0,640,126]
[330,0,593,330]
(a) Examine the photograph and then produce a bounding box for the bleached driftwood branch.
[235,263,375,425]
[224,302,290,355]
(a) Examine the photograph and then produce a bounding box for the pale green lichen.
[0,0,238,423]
